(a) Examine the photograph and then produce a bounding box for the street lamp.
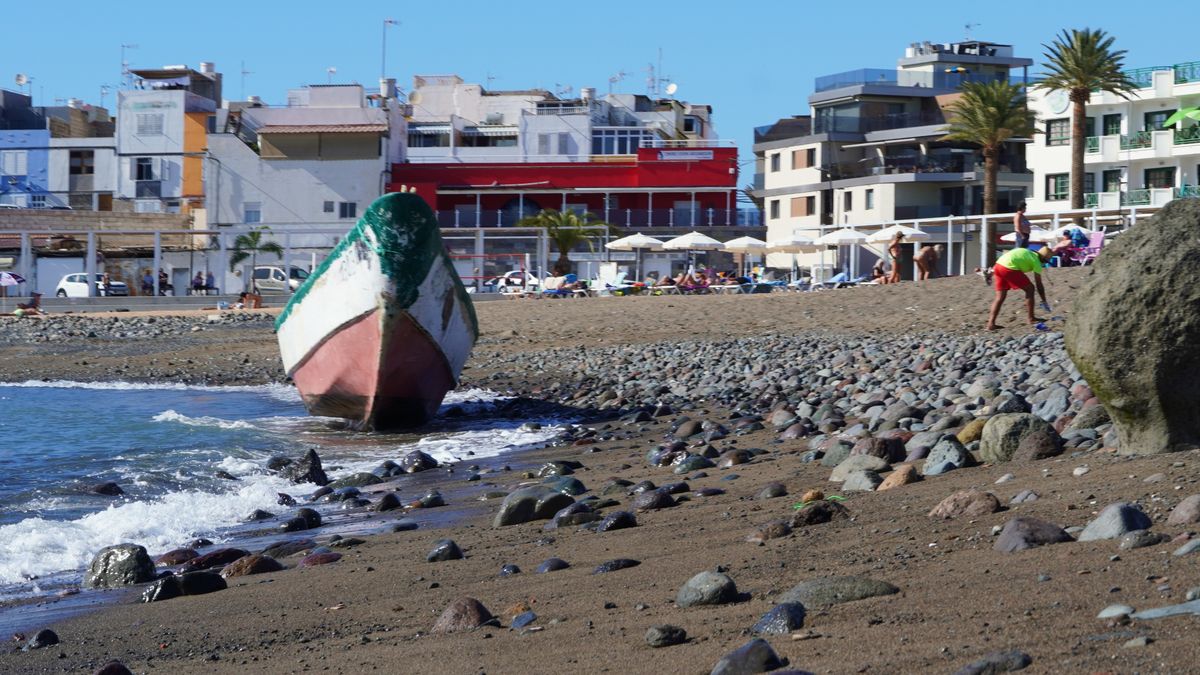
[382,18,400,80]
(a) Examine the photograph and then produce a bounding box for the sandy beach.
[9,268,1200,674]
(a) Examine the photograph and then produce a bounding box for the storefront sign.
[657,150,713,161]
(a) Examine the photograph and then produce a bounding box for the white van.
[252,265,309,294]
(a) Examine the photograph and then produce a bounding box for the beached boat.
[275,191,478,429]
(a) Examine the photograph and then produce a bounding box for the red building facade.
[389,147,740,228]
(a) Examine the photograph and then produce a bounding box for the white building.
[755,40,1034,278]
[206,84,404,230]
[1026,61,1200,211]
[404,74,717,164]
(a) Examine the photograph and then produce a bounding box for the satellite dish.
[408,91,422,105]
[15,73,27,86]
[665,83,677,96]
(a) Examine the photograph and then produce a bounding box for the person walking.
[986,245,1054,331]
[1013,202,1032,249]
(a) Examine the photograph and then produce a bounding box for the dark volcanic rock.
[297,552,342,567]
[493,486,575,527]
[645,624,687,648]
[85,544,156,588]
[1065,199,1200,455]
[283,449,330,486]
[593,558,640,574]
[178,571,227,595]
[327,472,382,489]
[24,628,59,649]
[399,450,439,473]
[155,548,199,566]
[260,538,316,558]
[633,489,676,511]
[596,510,638,532]
[752,602,807,635]
[953,650,1032,674]
[427,539,465,562]
[790,500,850,527]
[536,558,570,573]
[89,482,124,496]
[296,507,322,528]
[221,554,284,578]
[994,517,1073,552]
[182,548,249,572]
[93,662,135,675]
[373,492,402,512]
[710,638,786,675]
[431,597,496,633]
[141,575,183,603]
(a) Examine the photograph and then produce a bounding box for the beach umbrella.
[816,229,869,278]
[766,234,819,252]
[1162,107,1200,127]
[865,224,931,243]
[662,231,724,271]
[722,236,767,276]
[1000,227,1055,243]
[605,233,664,279]
[0,272,26,287]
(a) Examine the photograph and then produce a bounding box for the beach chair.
[1066,231,1105,266]
[542,274,580,298]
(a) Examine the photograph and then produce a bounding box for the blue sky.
[3,1,1192,175]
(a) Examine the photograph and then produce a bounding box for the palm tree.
[1038,28,1137,210]
[943,80,1037,214]
[516,209,615,276]
[228,226,284,291]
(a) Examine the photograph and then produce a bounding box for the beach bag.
[1069,229,1089,248]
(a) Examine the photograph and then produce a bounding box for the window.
[134,157,155,181]
[590,129,650,155]
[770,153,780,172]
[323,201,335,213]
[769,199,780,219]
[805,148,816,167]
[136,113,164,136]
[243,202,262,224]
[1145,167,1175,189]
[865,189,875,210]
[558,133,570,154]
[407,131,450,147]
[0,150,28,176]
[1046,173,1069,200]
[1103,169,1122,192]
[1046,118,1070,146]
[30,195,46,208]
[683,117,698,133]
[843,191,852,212]
[206,115,217,133]
[338,202,357,219]
[789,197,806,217]
[1103,114,1122,136]
[1084,173,1096,194]
[1145,109,1176,132]
[69,150,95,175]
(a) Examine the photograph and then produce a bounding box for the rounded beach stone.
[178,571,227,595]
[829,454,889,482]
[751,602,807,635]
[596,510,638,532]
[85,543,156,588]
[141,575,183,603]
[633,489,676,511]
[1167,495,1200,525]
[593,558,640,574]
[398,450,438,473]
[536,557,570,573]
[877,464,921,490]
[432,597,496,634]
[24,628,59,649]
[182,547,250,572]
[790,500,850,527]
[297,552,342,567]
[493,486,575,527]
[1078,502,1153,542]
[1065,199,1200,454]
[979,414,1057,463]
[221,554,284,578]
[956,418,989,445]
[777,576,898,607]
[427,539,464,562]
[993,517,1073,552]
[155,548,199,565]
[93,662,135,675]
[842,469,882,492]
[746,520,792,544]
[645,624,687,648]
[928,490,1002,519]
[676,571,739,607]
[755,482,788,500]
[710,638,785,675]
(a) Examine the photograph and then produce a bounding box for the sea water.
[0,381,565,602]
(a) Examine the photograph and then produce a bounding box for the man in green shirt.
[986,247,1053,331]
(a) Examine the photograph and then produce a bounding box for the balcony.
[435,207,754,229]
[813,111,946,135]
[1176,185,1200,199]
[1175,127,1200,145]
[1122,189,1151,205]
[1123,66,1171,89]
[814,68,1026,93]
[1120,131,1153,150]
[134,180,162,199]
[1083,192,1099,208]
[1085,136,1099,153]
[1175,61,1200,84]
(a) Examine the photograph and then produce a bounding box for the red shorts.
[993,264,1032,292]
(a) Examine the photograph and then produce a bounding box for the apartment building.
[393,75,739,229]
[1025,60,1200,211]
[755,40,1034,274]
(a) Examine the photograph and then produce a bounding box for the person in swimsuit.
[887,232,904,284]
[1013,202,1032,249]
[986,246,1054,330]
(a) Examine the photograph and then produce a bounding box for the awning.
[408,125,451,135]
[461,126,518,137]
[841,137,920,149]
[257,124,387,134]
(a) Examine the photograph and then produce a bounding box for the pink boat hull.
[288,308,456,428]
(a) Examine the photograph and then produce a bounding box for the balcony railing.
[1122,189,1152,206]
[815,69,1026,93]
[1123,66,1171,89]
[1120,131,1153,150]
[813,111,946,135]
[1175,61,1200,84]
[1175,126,1200,145]
[1176,185,1200,199]
[640,139,734,149]
[436,207,755,229]
[1085,136,1100,153]
[1083,192,1099,208]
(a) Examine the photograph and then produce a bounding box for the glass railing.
[814,68,1021,92]
[1176,185,1200,199]
[1085,136,1100,153]
[1083,192,1099,207]
[1122,189,1152,205]
[1120,131,1153,149]
[1123,66,1172,89]
[1175,61,1200,84]
[1175,127,1200,145]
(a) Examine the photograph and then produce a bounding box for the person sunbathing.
[14,292,43,316]
[871,259,888,284]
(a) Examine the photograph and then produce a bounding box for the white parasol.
[865,224,931,243]
[605,233,665,280]
[662,231,724,272]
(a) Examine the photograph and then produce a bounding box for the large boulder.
[1065,199,1200,454]
[85,544,156,588]
[979,414,1057,463]
[283,449,330,486]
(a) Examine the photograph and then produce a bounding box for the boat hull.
[275,193,478,429]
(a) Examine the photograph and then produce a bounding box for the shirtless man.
[986,246,1054,331]
[1013,202,1032,249]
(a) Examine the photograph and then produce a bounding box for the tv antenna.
[608,70,627,95]
[99,84,110,108]
[554,83,573,98]
[486,72,497,89]
[120,43,138,88]
[326,66,337,84]
[964,22,981,40]
[240,61,253,100]
[645,47,671,95]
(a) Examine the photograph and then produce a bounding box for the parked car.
[55,273,129,297]
[252,265,310,294]
[482,270,540,294]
